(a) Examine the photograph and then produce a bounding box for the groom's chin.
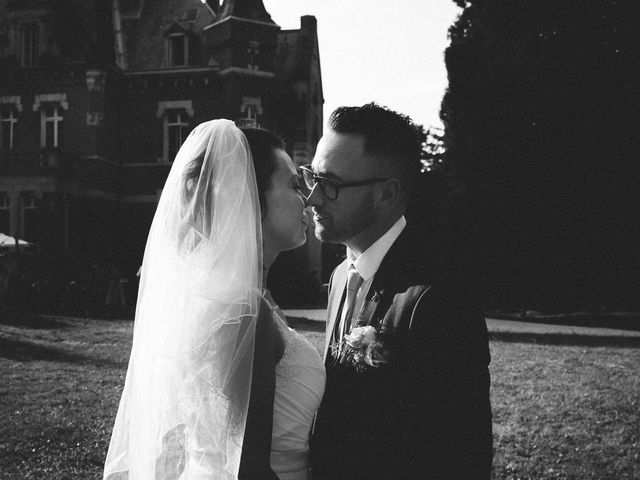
[313,228,340,245]
[312,225,328,242]
[312,219,340,243]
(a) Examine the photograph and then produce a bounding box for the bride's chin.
[293,232,307,249]
[297,232,307,247]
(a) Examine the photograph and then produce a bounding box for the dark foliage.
[419,126,446,174]
[441,0,640,310]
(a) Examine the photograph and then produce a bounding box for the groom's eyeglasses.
[299,165,390,201]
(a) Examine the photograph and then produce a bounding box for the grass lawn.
[1,314,638,480]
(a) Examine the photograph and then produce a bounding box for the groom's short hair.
[328,102,421,192]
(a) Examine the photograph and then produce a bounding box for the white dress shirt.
[343,215,407,324]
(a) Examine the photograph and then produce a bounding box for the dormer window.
[240,97,263,123]
[247,41,260,70]
[244,105,258,122]
[20,23,40,67]
[168,33,189,66]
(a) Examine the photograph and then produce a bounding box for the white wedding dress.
[266,298,326,480]
[104,120,325,480]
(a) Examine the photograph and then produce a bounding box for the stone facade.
[0,0,324,301]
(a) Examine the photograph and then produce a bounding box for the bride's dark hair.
[240,127,286,216]
[182,126,285,219]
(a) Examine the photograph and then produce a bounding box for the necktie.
[337,265,364,349]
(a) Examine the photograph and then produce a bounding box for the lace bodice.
[264,295,326,480]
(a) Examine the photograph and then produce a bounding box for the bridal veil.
[104,119,263,479]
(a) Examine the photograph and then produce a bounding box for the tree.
[419,125,446,173]
[441,0,640,310]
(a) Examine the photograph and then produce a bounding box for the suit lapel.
[323,259,348,361]
[323,227,431,360]
[359,228,432,320]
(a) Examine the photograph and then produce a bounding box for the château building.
[0,0,324,302]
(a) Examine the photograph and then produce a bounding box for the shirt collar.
[347,215,406,281]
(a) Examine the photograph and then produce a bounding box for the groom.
[307,103,493,479]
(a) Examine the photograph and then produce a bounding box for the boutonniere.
[331,325,390,372]
[354,289,384,328]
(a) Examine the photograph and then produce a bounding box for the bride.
[103,120,326,480]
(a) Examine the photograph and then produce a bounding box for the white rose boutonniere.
[333,325,390,372]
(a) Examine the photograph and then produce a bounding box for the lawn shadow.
[0,313,77,330]
[488,312,640,332]
[0,337,126,367]
[287,316,325,333]
[490,331,640,348]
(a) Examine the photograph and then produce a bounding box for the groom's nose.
[305,183,323,207]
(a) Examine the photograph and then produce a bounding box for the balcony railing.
[73,155,120,192]
[0,150,120,192]
[0,150,70,176]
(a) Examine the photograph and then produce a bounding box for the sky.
[263,0,462,129]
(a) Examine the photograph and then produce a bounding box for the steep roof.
[120,0,215,70]
[120,0,145,19]
[218,0,276,25]
[277,16,321,87]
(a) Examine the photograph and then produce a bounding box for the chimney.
[301,15,317,33]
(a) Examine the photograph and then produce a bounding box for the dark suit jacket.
[310,229,493,480]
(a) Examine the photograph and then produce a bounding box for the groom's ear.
[378,177,402,205]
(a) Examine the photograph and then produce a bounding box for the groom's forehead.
[312,132,371,174]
